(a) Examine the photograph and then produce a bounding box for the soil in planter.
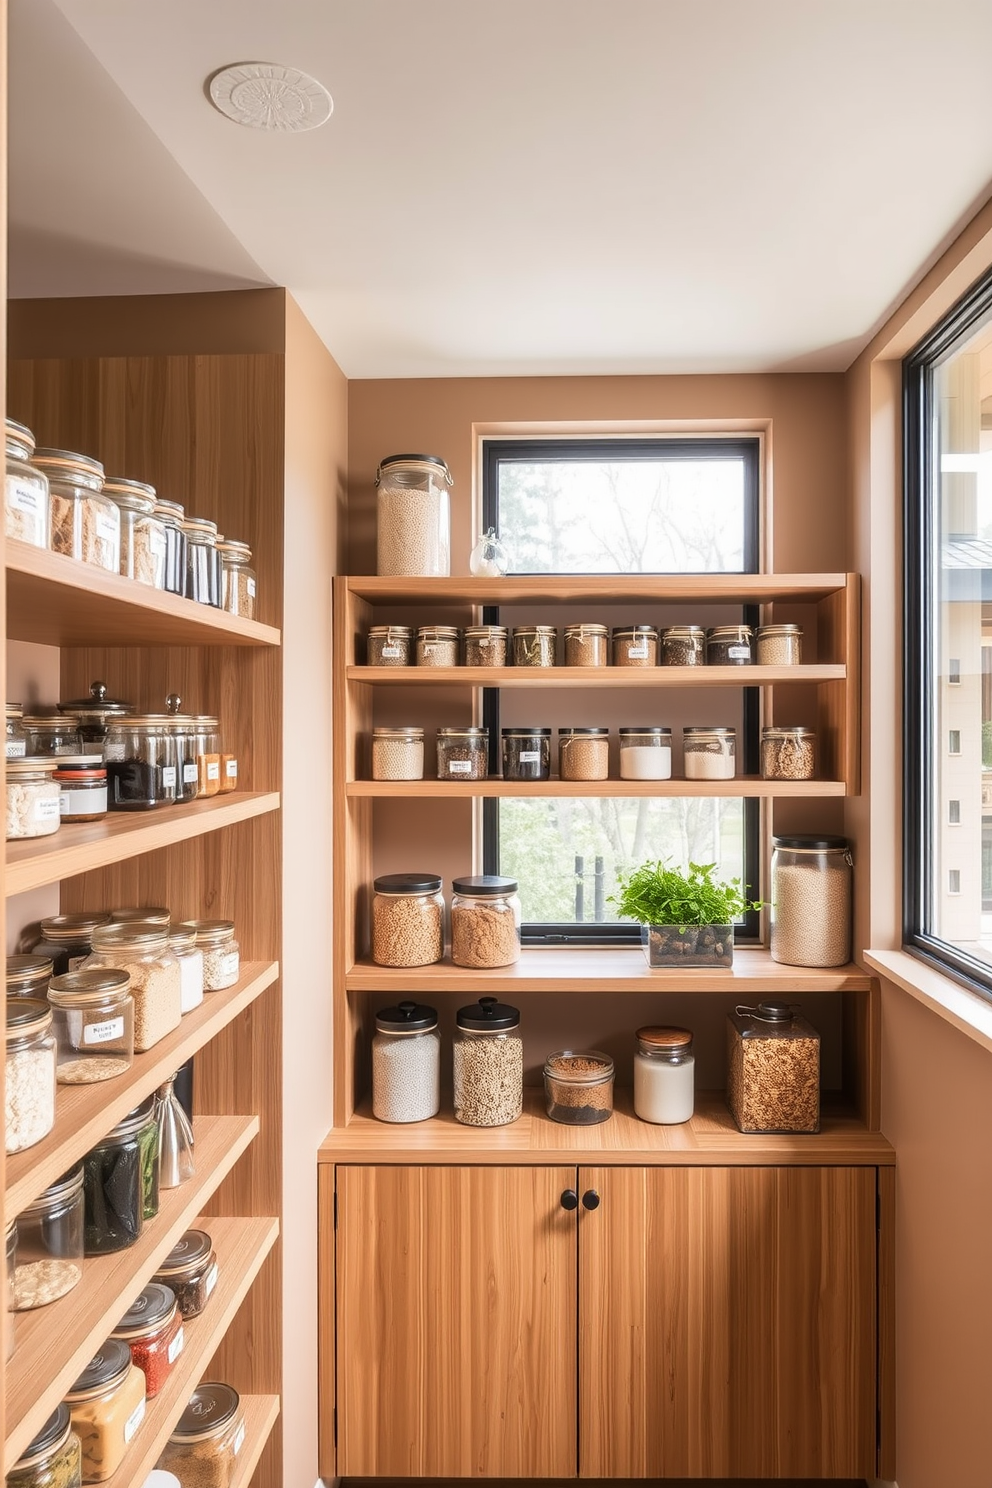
[646,925,733,967]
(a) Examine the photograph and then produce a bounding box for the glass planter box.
[641,923,734,969]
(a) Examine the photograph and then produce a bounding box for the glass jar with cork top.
[5,418,49,549]
[180,920,240,990]
[83,923,181,1053]
[104,477,166,589]
[217,539,256,619]
[33,448,119,572]
[31,914,110,975]
[47,968,134,1086]
[375,453,452,577]
[633,1026,694,1124]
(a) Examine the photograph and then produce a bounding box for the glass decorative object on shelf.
[155,1076,195,1189]
[469,527,509,577]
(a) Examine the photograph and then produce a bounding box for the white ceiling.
[9,0,992,378]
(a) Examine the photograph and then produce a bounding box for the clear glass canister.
[463,624,508,667]
[612,625,658,667]
[371,874,444,967]
[54,757,108,822]
[372,726,424,781]
[7,759,61,840]
[544,1050,614,1124]
[760,725,816,781]
[727,1001,821,1133]
[501,727,551,781]
[558,726,610,781]
[770,834,853,968]
[682,725,736,780]
[65,1339,147,1483]
[453,997,523,1127]
[437,726,488,780]
[153,499,187,597]
[633,1026,694,1125]
[619,727,672,780]
[152,1228,218,1318]
[415,625,459,667]
[216,539,256,619]
[84,923,181,1052]
[372,1001,441,1123]
[157,1383,245,1488]
[563,623,608,667]
[103,717,173,811]
[756,623,803,666]
[179,920,240,991]
[660,625,706,666]
[21,716,83,757]
[31,914,111,976]
[81,1099,154,1253]
[33,448,119,572]
[7,1404,82,1488]
[183,518,222,606]
[705,624,753,665]
[48,968,134,1085]
[58,682,132,751]
[511,625,556,667]
[191,716,222,797]
[367,624,413,667]
[6,999,56,1154]
[168,926,204,1013]
[104,477,166,589]
[450,875,521,968]
[161,696,198,805]
[112,1284,184,1398]
[12,1165,84,1310]
[5,418,49,549]
[375,453,452,577]
[6,954,54,1001]
[7,704,28,759]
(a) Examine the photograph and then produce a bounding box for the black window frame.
[480,435,762,946]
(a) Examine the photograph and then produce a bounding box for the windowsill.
[864,947,992,1056]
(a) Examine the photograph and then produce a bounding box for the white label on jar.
[233,1421,245,1456]
[183,762,198,784]
[448,759,473,774]
[246,577,256,599]
[5,740,26,758]
[168,1326,185,1364]
[83,1016,125,1045]
[627,645,649,658]
[518,750,541,763]
[225,759,238,778]
[381,645,401,658]
[220,951,240,979]
[95,509,119,543]
[162,766,177,788]
[33,794,60,822]
[124,1398,146,1444]
[423,645,437,656]
[6,477,45,517]
[728,645,750,659]
[60,785,108,815]
[207,761,221,781]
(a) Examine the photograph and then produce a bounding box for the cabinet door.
[336,1164,577,1477]
[578,1165,876,1479]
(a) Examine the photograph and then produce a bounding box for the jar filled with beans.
[612,625,658,667]
[760,725,816,780]
[372,726,424,781]
[416,625,459,667]
[558,727,610,781]
[564,623,608,667]
[372,1001,440,1123]
[756,623,803,665]
[511,625,556,667]
[453,997,523,1127]
[770,835,852,967]
[367,624,413,667]
[371,873,444,967]
[705,624,753,665]
[660,625,706,666]
[437,726,488,780]
[463,625,507,667]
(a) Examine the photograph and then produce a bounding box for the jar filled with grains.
[760,725,816,780]
[111,1284,184,1398]
[770,834,852,967]
[6,999,57,1154]
[7,759,61,839]
[6,1405,82,1488]
[416,624,460,667]
[33,448,119,573]
[372,726,424,781]
[54,757,108,823]
[31,914,111,975]
[463,624,508,667]
[152,1229,218,1319]
[453,997,523,1127]
[48,968,134,1085]
[13,1166,84,1311]
[660,625,706,666]
[450,875,521,968]
[5,418,49,549]
[157,1383,246,1488]
[544,1050,614,1124]
[563,623,608,667]
[179,920,240,991]
[6,954,54,1001]
[726,1001,821,1133]
[371,874,444,967]
[7,704,28,759]
[183,518,222,606]
[511,625,556,667]
[217,539,256,619]
[683,725,736,780]
[705,624,753,665]
[375,453,452,577]
[558,727,610,781]
[168,925,205,1013]
[437,726,489,780]
[756,623,803,666]
[633,1027,694,1125]
[154,498,187,596]
[619,727,672,780]
[501,727,551,781]
[83,923,181,1052]
[104,477,167,589]
[64,1339,147,1483]
[612,625,658,667]
[367,624,413,667]
[372,1001,440,1123]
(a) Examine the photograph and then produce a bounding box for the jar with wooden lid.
[6,703,27,759]
[760,725,816,780]
[31,914,110,975]
[152,1229,218,1318]
[6,1404,82,1488]
[58,682,132,750]
[705,624,753,665]
[612,624,658,667]
[183,517,222,606]
[22,715,83,757]
[216,538,256,619]
[6,1000,56,1154]
[371,874,444,968]
[48,969,133,1085]
[153,499,187,596]
[372,1001,441,1123]
[168,925,204,1013]
[104,477,166,588]
[756,623,803,666]
[65,1339,147,1482]
[558,726,610,781]
[453,997,523,1127]
[111,1284,184,1398]
[103,718,173,811]
[463,624,507,667]
[54,757,108,823]
[372,726,424,781]
[563,623,608,667]
[13,1166,84,1311]
[511,625,556,667]
[634,1026,694,1124]
[157,1383,245,1488]
[682,725,736,780]
[415,624,459,667]
[375,453,452,577]
[84,923,181,1052]
[727,1001,820,1133]
[179,920,240,991]
[660,625,705,666]
[450,876,521,968]
[770,834,852,967]
[7,759,61,840]
[437,726,488,780]
[33,448,119,572]
[367,624,413,667]
[6,954,54,1001]
[5,418,49,548]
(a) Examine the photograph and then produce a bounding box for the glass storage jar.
[727,1001,821,1133]
[217,539,256,619]
[633,1026,694,1124]
[375,453,452,577]
[48,968,134,1085]
[544,1050,614,1124]
[7,1404,82,1488]
[563,623,608,667]
[54,758,108,822]
[6,704,28,759]
[183,518,222,606]
[612,625,658,667]
[415,624,459,667]
[619,726,672,780]
[436,726,488,780]
[104,477,166,589]
[12,1165,84,1311]
[7,759,61,840]
[760,725,816,780]
[22,716,83,757]
[682,725,736,780]
[110,907,170,927]
[6,954,54,1001]
[450,875,521,968]
[191,717,222,797]
[65,1339,147,1483]
[660,625,706,666]
[152,1229,218,1319]
[6,999,56,1154]
[112,1284,184,1398]
[372,726,424,781]
[511,625,556,667]
[558,726,610,782]
[33,448,119,572]
[366,624,413,667]
[501,726,551,781]
[756,623,803,666]
[157,1383,245,1488]
[463,624,508,667]
[81,1106,149,1254]
[103,717,173,811]
[161,717,197,805]
[770,834,853,968]
[31,914,110,975]
[453,997,523,1127]
[372,1001,440,1123]
[705,624,753,665]
[179,920,240,991]
[5,418,49,549]
[168,926,204,1013]
[58,682,132,750]
[153,498,187,596]
[84,923,182,1051]
[371,874,444,968]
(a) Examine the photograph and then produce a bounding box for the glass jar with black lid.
[158,1383,246,1486]
[501,727,551,781]
[6,953,54,1001]
[153,1228,218,1318]
[372,1002,441,1123]
[64,1338,147,1483]
[6,1403,82,1488]
[450,876,521,968]
[30,914,111,976]
[58,682,132,750]
[453,997,523,1127]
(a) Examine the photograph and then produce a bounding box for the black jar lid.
[772,834,849,851]
[558,726,609,735]
[501,727,552,737]
[66,1339,132,1398]
[373,872,442,895]
[58,681,132,719]
[618,726,672,736]
[114,1282,177,1336]
[755,1000,794,1021]
[170,1383,241,1443]
[612,624,657,636]
[155,1228,213,1276]
[15,1405,71,1467]
[376,1000,438,1033]
[456,996,520,1031]
[452,874,518,896]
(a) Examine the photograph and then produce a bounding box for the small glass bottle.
[372,727,424,781]
[6,1405,82,1488]
[760,725,816,781]
[6,759,61,840]
[366,625,414,667]
[48,968,134,1086]
[511,625,556,667]
[462,625,508,667]
[375,453,452,577]
[5,1000,56,1154]
[5,418,49,549]
[111,1284,184,1398]
[633,1026,694,1124]
[618,727,673,780]
[168,925,205,1013]
[179,920,239,991]
[31,914,111,975]
[612,625,658,667]
[371,875,444,968]
[183,518,222,606]
[84,923,182,1052]
[153,1229,219,1319]
[6,954,54,1001]
[64,1339,147,1483]
[558,727,610,781]
[682,725,737,780]
[12,1165,84,1311]
[104,477,166,588]
[660,625,706,666]
[501,727,551,781]
[33,447,119,572]
[54,758,108,822]
[453,997,523,1127]
[372,1002,441,1123]
[216,539,256,619]
[563,623,608,667]
[450,875,521,968]
[756,623,803,666]
[436,726,489,781]
[705,624,753,665]
[158,1383,246,1488]
[415,625,460,667]
[6,704,28,759]
[770,834,853,968]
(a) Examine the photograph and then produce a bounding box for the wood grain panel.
[878,1163,896,1481]
[317,1165,336,1480]
[335,1165,577,1477]
[346,574,851,605]
[347,776,847,798]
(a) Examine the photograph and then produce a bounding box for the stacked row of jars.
[373,997,524,1126]
[371,874,520,968]
[4,418,257,617]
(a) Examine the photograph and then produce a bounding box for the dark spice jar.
[152,1229,218,1319]
[82,1096,157,1254]
[705,624,753,665]
[111,1282,184,1398]
[30,914,111,976]
[501,727,551,781]
[6,1404,82,1488]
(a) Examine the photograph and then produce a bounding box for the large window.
[905,267,992,992]
[481,437,761,944]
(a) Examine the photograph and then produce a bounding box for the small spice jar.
[216,539,256,619]
[770,834,853,968]
[81,1107,148,1254]
[563,623,608,668]
[367,624,413,667]
[450,875,521,968]
[372,726,424,781]
[372,1001,441,1123]
[6,1404,82,1488]
[660,625,706,666]
[618,727,673,780]
[191,716,222,797]
[179,920,240,991]
[6,954,54,1001]
[371,874,444,968]
[153,1229,219,1319]
[157,1383,246,1488]
[415,624,460,667]
[58,682,131,751]
[727,1001,821,1133]
[54,757,108,823]
[436,726,489,780]
[6,704,28,759]
[84,923,181,1052]
[12,1165,84,1311]
[5,999,56,1154]
[558,726,610,782]
[682,725,737,780]
[633,1026,694,1125]
[453,997,523,1127]
[48,969,134,1085]
[33,447,119,573]
[65,1339,147,1483]
[463,624,508,667]
[103,717,172,811]
[162,696,199,806]
[22,716,84,757]
[218,746,239,794]
[183,518,222,606]
[154,498,187,596]
[104,477,166,589]
[168,925,205,1013]
[544,1050,614,1124]
[756,623,803,666]
[705,624,753,665]
[31,914,111,975]
[501,727,551,781]
[112,1284,184,1398]
[511,625,556,667]
[760,725,816,781]
[5,417,50,549]
[612,625,658,667]
[375,453,452,577]
[7,760,62,840]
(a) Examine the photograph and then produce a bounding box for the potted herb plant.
[610,858,762,969]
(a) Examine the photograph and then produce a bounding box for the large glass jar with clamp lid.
[375,453,452,576]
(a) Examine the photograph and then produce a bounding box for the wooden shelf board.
[344,574,852,605]
[320,1089,893,1166]
[96,1216,279,1488]
[347,663,846,686]
[229,1395,282,1488]
[6,963,279,1217]
[6,540,281,648]
[346,947,872,993]
[346,778,847,799]
[5,1114,260,1469]
[5,792,281,896]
